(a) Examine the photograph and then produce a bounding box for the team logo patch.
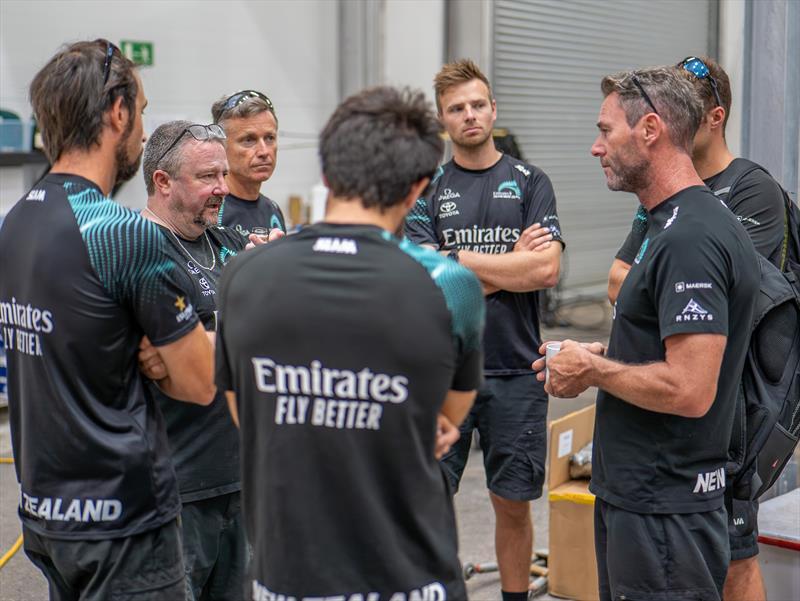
[664,206,679,229]
[186,261,201,275]
[634,238,650,264]
[26,189,46,202]
[439,201,460,218]
[676,298,713,322]
[174,296,194,323]
[514,164,531,177]
[493,180,522,199]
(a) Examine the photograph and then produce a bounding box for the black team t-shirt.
[216,223,485,600]
[218,193,286,237]
[0,174,199,540]
[592,186,759,514]
[405,154,564,374]
[150,224,246,502]
[617,163,786,268]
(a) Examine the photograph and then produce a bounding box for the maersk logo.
[312,237,358,255]
[693,467,725,493]
[437,188,461,202]
[674,281,712,293]
[439,201,460,218]
[26,189,46,202]
[676,298,713,322]
[493,180,521,199]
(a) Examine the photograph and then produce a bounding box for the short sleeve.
[726,170,785,267]
[404,195,439,247]
[524,169,564,247]
[616,206,649,264]
[269,200,287,233]
[648,230,730,340]
[127,226,200,347]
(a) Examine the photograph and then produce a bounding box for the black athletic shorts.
[594,498,729,601]
[440,374,547,501]
[23,519,184,601]
[725,488,760,561]
[181,491,247,601]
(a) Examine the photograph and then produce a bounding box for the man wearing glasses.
[0,41,214,599]
[138,120,251,601]
[536,66,759,601]
[607,57,786,601]
[211,90,287,239]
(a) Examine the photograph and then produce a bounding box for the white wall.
[718,0,746,157]
[383,0,445,101]
[0,0,339,213]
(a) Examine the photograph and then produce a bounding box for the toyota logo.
[440,201,457,213]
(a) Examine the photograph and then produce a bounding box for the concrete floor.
[0,299,612,601]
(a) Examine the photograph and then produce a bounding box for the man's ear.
[107,96,129,135]
[707,106,726,131]
[152,170,172,195]
[640,113,664,146]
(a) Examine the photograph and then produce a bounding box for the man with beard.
[138,120,263,601]
[534,67,759,601]
[405,59,563,601]
[0,40,214,600]
[211,90,287,238]
[605,57,786,601]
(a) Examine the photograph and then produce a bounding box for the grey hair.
[600,66,704,152]
[211,95,278,128]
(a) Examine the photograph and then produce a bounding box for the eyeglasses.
[630,73,659,116]
[101,41,118,86]
[155,124,227,167]
[220,90,275,115]
[678,56,722,108]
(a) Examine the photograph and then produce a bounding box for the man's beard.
[113,126,141,191]
[192,196,224,229]
[605,151,649,193]
[452,127,492,150]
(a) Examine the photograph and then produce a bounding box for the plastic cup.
[545,342,562,382]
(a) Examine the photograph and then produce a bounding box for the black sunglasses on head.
[101,40,119,86]
[630,73,659,116]
[155,124,227,168]
[678,56,722,108]
[220,90,275,114]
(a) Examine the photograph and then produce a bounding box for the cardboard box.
[547,404,599,601]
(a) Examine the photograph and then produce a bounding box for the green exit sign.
[120,40,154,66]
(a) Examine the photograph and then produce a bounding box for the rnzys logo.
[514,164,531,177]
[493,180,521,199]
[26,189,46,202]
[439,201,460,218]
[437,188,461,202]
[676,298,713,322]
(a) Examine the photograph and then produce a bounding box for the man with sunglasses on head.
[138,120,260,601]
[536,66,759,601]
[0,41,214,600]
[211,90,287,239]
[607,57,786,601]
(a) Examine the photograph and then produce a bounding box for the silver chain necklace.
[143,207,216,271]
